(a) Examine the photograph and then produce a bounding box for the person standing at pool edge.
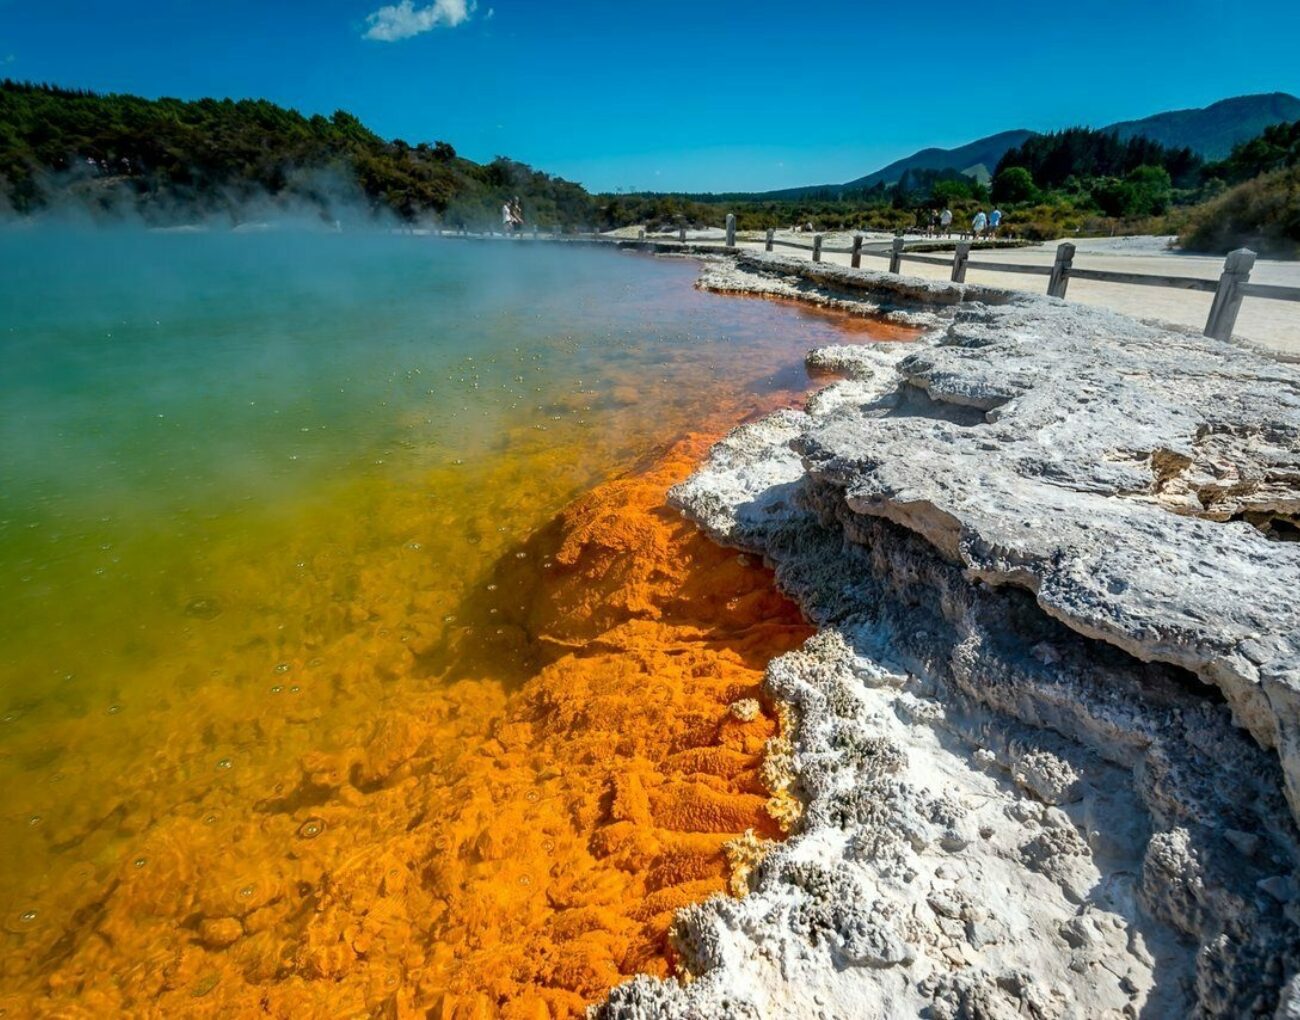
[501,199,513,235]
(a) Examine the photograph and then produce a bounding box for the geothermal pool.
[0,231,909,1016]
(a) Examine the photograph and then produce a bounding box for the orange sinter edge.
[10,431,812,1020]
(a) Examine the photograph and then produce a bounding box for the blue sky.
[3,0,1299,192]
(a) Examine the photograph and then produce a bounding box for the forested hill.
[1106,92,1300,160]
[993,129,1202,190]
[744,92,1300,201]
[0,81,597,227]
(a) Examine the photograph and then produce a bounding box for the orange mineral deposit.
[3,433,811,1019]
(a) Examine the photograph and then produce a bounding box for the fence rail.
[752,227,1296,342]
[1242,282,1300,302]
[441,222,1297,343]
[1066,268,1218,292]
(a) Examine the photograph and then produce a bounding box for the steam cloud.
[363,0,476,41]
[1,161,408,234]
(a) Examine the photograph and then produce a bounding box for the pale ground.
[737,231,1300,358]
[604,226,1300,358]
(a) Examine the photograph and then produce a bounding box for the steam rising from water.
[1,163,401,232]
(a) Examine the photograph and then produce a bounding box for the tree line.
[1,81,1294,254]
[0,80,597,228]
[989,123,1299,254]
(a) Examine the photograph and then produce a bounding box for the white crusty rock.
[794,292,1300,809]
[595,258,1300,1018]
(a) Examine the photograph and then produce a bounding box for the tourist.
[989,207,1003,237]
[501,199,513,235]
[971,209,988,239]
[510,196,524,233]
[939,206,953,238]
[927,209,938,237]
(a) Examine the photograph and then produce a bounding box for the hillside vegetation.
[745,93,1300,202]
[0,80,596,227]
[1105,91,1300,160]
[1,80,1295,253]
[1179,121,1300,256]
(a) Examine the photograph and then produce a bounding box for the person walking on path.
[501,200,514,235]
[940,207,953,238]
[971,209,988,239]
[989,207,1003,238]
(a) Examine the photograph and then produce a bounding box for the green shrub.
[992,166,1037,204]
[1179,164,1300,256]
[1089,165,1172,218]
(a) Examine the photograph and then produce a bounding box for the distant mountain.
[755,92,1300,199]
[761,129,1035,199]
[1105,92,1300,160]
[842,129,1037,190]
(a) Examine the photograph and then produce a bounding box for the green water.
[0,229,876,970]
[2,231,825,685]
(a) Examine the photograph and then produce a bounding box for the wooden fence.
[443,218,1298,343]
[751,228,1299,343]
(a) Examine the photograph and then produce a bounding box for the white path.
[721,231,1300,358]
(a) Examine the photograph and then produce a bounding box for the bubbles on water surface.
[183,595,222,620]
[6,908,40,933]
[296,817,325,840]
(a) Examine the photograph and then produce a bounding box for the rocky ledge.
[596,254,1300,1018]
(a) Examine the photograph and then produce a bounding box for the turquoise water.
[2,231,833,682]
[0,229,922,1012]
[0,230,887,976]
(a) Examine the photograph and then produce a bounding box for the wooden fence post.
[812,234,823,262]
[889,236,905,274]
[1047,242,1076,298]
[679,225,687,243]
[951,241,971,283]
[851,234,863,269]
[1204,248,1256,341]
[725,213,736,247]
[765,228,774,252]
